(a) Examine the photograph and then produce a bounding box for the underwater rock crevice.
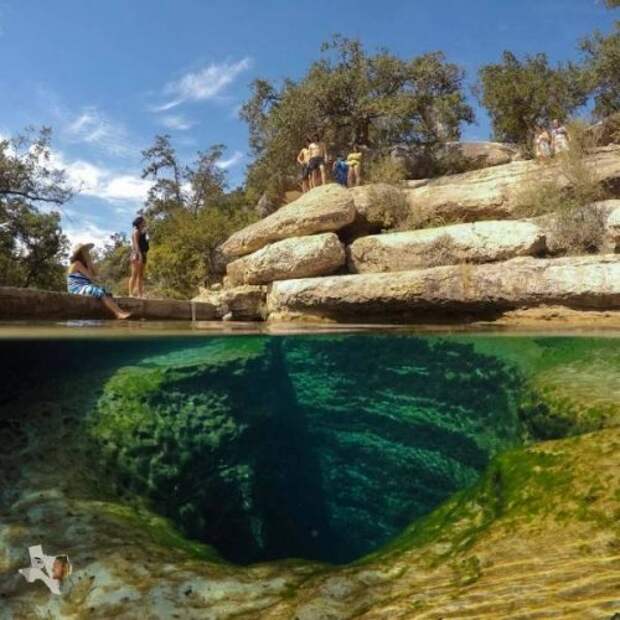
[86,335,529,565]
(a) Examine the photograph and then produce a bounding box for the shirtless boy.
[306,134,327,188]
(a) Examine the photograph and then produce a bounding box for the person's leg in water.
[101,295,131,320]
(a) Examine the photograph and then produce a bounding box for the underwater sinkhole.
[4,331,618,568]
[83,334,525,565]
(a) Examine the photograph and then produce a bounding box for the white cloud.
[160,114,194,130]
[63,221,116,251]
[51,150,152,204]
[65,107,134,157]
[153,58,252,111]
[216,150,244,170]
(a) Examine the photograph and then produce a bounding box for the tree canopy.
[241,36,474,198]
[0,128,71,290]
[136,135,255,297]
[476,51,589,145]
[580,20,620,118]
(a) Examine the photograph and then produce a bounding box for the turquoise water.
[0,333,618,566]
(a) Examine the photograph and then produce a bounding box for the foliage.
[476,51,589,145]
[147,204,256,299]
[366,155,408,185]
[135,135,257,298]
[95,232,132,295]
[580,21,620,118]
[0,128,71,290]
[241,36,474,197]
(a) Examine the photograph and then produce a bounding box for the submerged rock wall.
[86,335,524,564]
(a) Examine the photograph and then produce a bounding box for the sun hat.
[69,242,94,263]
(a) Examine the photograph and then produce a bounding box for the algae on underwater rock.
[87,334,526,564]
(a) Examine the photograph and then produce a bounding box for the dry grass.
[423,234,464,267]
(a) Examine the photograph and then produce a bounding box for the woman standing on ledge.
[67,243,131,320]
[129,215,149,298]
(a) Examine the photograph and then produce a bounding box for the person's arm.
[75,261,96,281]
[296,149,305,166]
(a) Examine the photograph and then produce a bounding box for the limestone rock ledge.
[349,220,545,273]
[404,146,620,225]
[267,255,620,322]
[226,233,345,285]
[192,285,267,320]
[220,184,355,259]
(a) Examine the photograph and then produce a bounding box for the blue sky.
[0,0,615,248]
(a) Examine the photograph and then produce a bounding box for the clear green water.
[0,332,618,566]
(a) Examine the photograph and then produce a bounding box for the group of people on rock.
[534,119,570,161]
[296,135,364,192]
[66,215,150,320]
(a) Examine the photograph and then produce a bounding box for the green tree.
[137,135,256,298]
[0,128,71,290]
[476,51,588,144]
[95,232,132,295]
[241,36,474,198]
[580,21,620,118]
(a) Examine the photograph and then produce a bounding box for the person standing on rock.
[67,243,131,319]
[296,140,311,193]
[332,154,349,186]
[551,119,570,155]
[129,215,149,298]
[347,144,363,186]
[307,134,327,188]
[534,125,552,161]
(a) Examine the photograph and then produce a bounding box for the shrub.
[548,204,608,255]
[514,120,610,254]
[366,155,408,185]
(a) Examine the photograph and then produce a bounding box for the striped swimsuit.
[67,272,108,300]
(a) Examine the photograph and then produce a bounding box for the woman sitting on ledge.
[67,242,131,320]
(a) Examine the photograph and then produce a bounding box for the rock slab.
[192,285,267,320]
[404,146,620,225]
[220,184,355,258]
[268,255,620,322]
[349,220,546,273]
[226,233,345,285]
[343,183,408,238]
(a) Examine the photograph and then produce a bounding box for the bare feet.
[116,311,132,320]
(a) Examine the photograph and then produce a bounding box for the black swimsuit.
[133,228,149,263]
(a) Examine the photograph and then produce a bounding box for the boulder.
[267,255,620,322]
[390,141,522,179]
[220,184,355,258]
[442,141,523,168]
[192,285,267,321]
[255,192,277,218]
[226,233,345,285]
[341,184,409,239]
[348,220,546,273]
[404,146,620,225]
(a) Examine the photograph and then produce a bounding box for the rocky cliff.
[196,146,620,325]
